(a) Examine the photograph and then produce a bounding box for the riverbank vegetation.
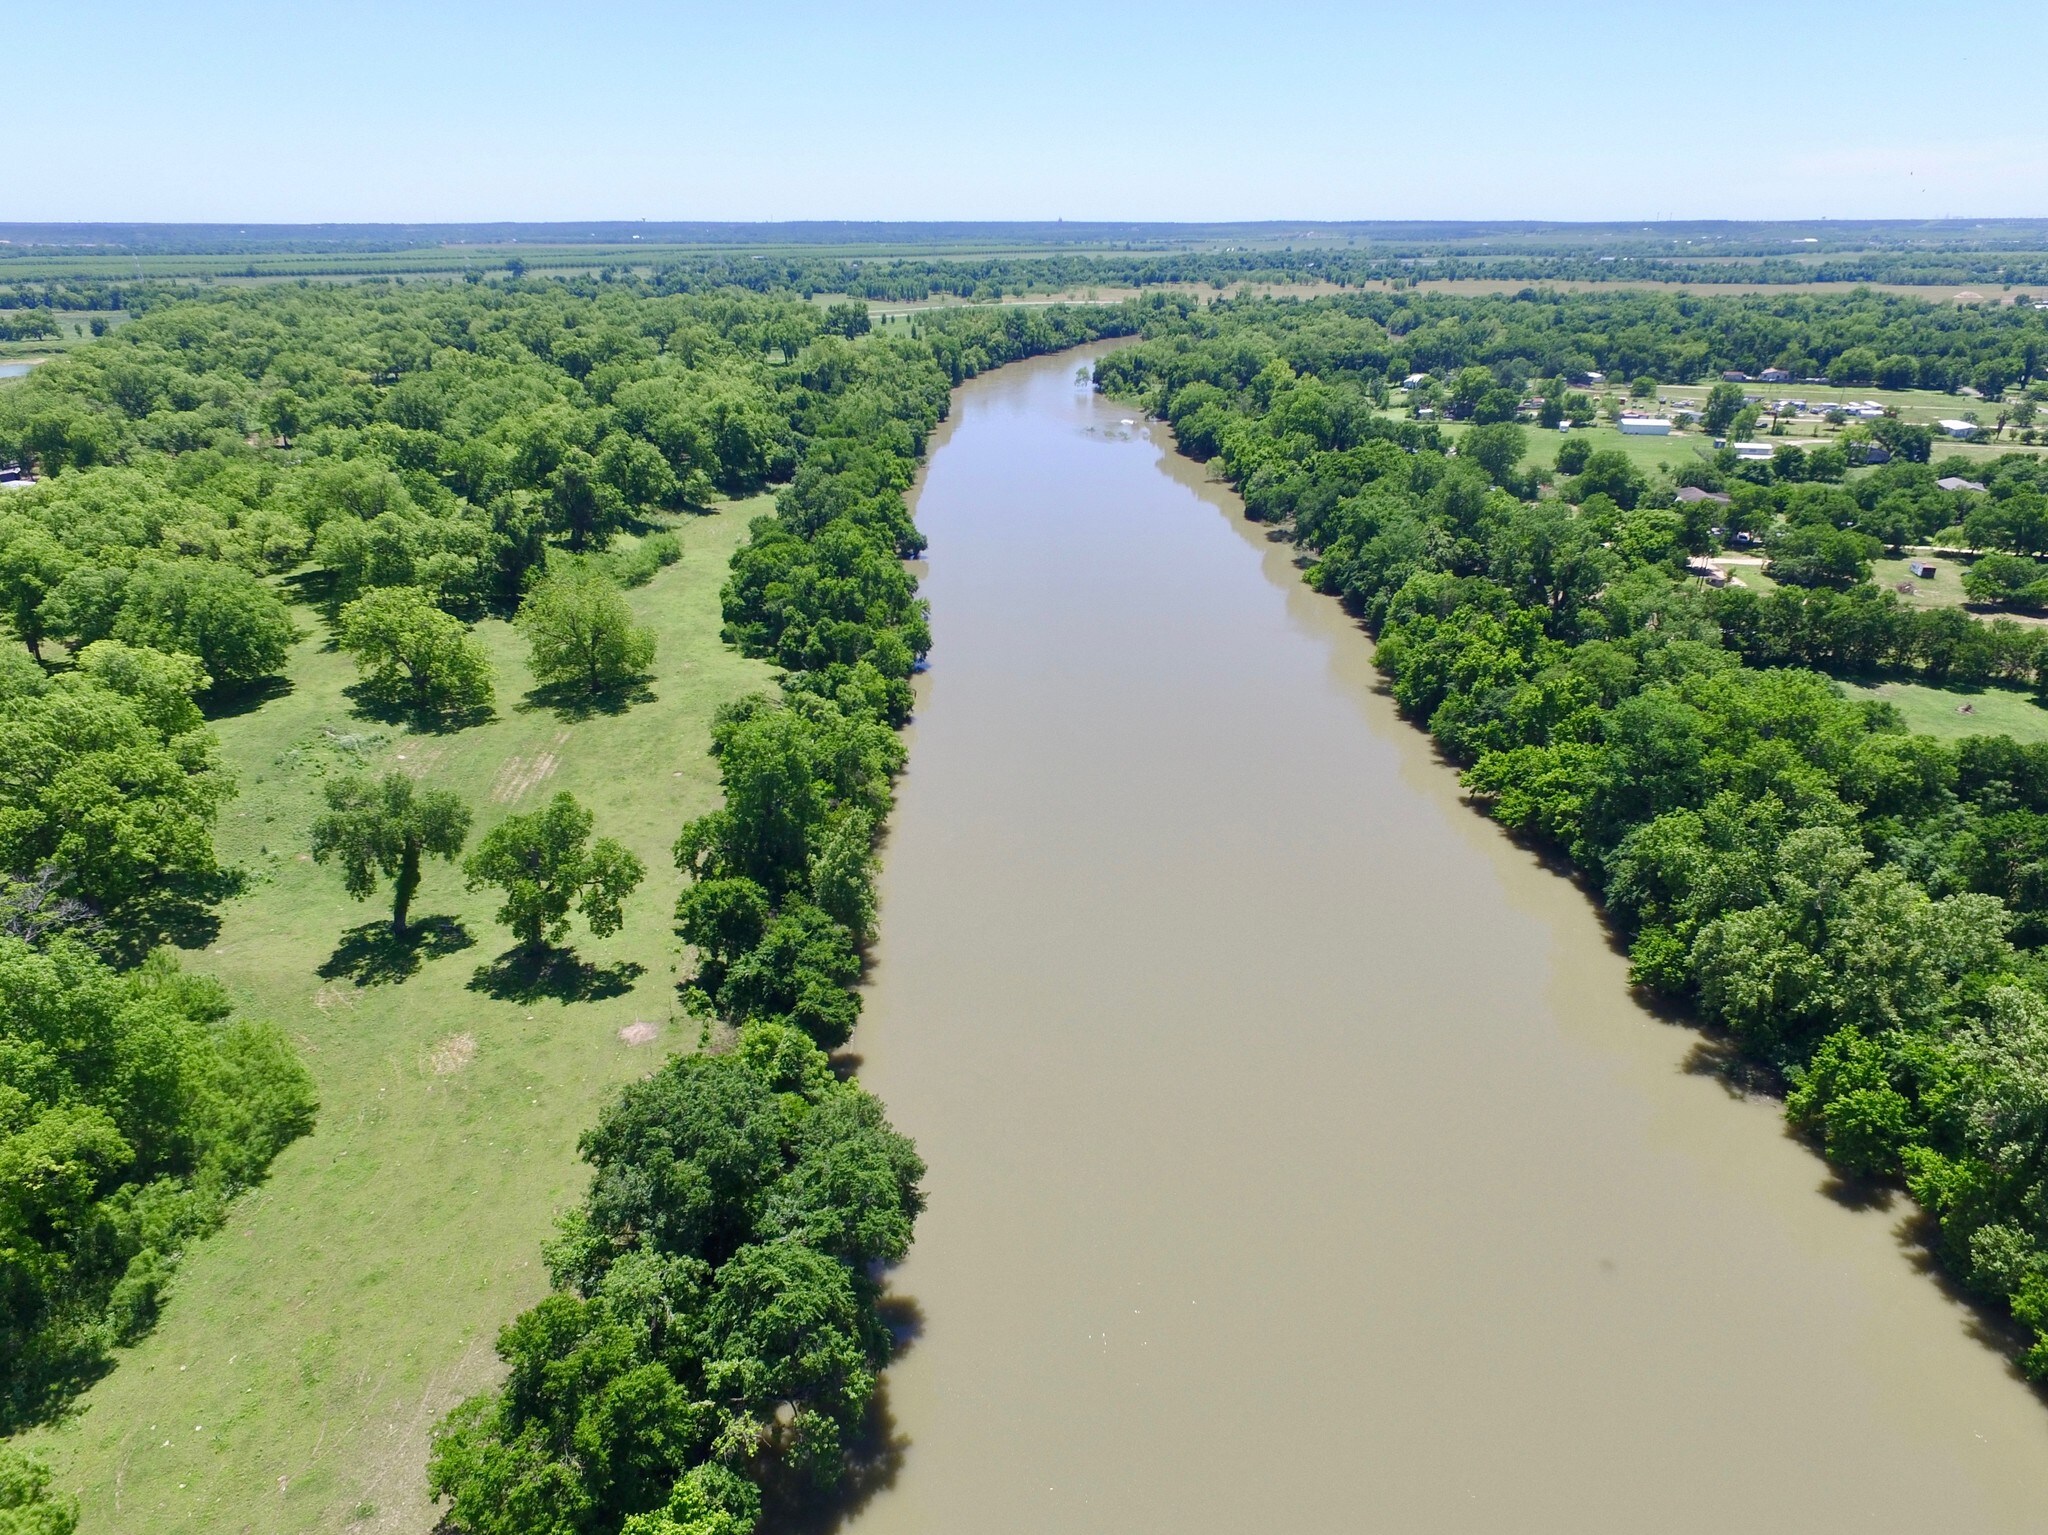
[1099,293,2048,1383]
[0,274,1131,1529]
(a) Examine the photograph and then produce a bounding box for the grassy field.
[24,502,773,1535]
[1438,417,1718,479]
[1837,676,2048,743]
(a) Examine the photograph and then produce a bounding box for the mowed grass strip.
[27,501,774,1535]
[1836,675,2048,744]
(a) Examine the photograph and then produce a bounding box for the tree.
[0,1443,78,1534]
[1828,347,1879,387]
[0,519,76,660]
[1567,449,1648,510]
[337,587,495,722]
[0,937,313,1428]
[0,655,233,920]
[311,772,472,936]
[1462,422,1527,484]
[46,559,297,691]
[1703,382,1747,436]
[1765,523,1882,587]
[518,561,655,698]
[464,792,644,953]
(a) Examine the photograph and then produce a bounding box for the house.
[1674,486,1731,505]
[1937,419,1980,438]
[1909,560,1938,578]
[1845,442,1891,465]
[1936,476,1987,493]
[1760,367,1793,383]
[1722,370,1750,382]
[1731,441,1775,460]
[1618,416,1672,435]
[1402,373,1430,389]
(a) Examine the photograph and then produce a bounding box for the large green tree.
[464,792,644,953]
[311,772,472,936]
[518,560,656,698]
[337,587,495,723]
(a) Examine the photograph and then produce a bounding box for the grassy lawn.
[25,502,773,1535]
[1836,676,2048,744]
[1870,554,1972,611]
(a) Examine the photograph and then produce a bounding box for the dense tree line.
[1103,297,2048,1385]
[1100,288,2047,398]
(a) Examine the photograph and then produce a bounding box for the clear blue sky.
[14,0,2046,222]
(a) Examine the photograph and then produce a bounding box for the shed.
[1909,560,1938,579]
[1618,417,1672,435]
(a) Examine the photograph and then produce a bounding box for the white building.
[1617,417,1673,435]
[1937,419,1979,438]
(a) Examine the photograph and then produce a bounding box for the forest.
[1098,293,2048,1385]
[0,275,1130,1532]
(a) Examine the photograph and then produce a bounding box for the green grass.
[24,503,774,1535]
[1836,676,2048,743]
[1870,554,1975,611]
[1437,417,1720,478]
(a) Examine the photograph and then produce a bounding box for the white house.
[1402,373,1431,389]
[1937,419,1980,438]
[1731,442,1775,461]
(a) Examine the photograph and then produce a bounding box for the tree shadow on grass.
[468,944,645,1004]
[318,915,475,987]
[198,674,293,720]
[340,681,495,734]
[519,676,656,723]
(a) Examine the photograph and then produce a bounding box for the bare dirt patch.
[489,730,572,803]
[618,1022,660,1047]
[426,1033,477,1075]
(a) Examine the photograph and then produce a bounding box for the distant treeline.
[1107,287,2047,396]
[1098,292,2048,1390]
[9,246,2048,319]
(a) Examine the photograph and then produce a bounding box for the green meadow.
[26,502,773,1535]
[1836,675,2048,744]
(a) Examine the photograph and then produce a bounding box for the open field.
[1835,676,2048,743]
[1437,416,1719,478]
[24,502,773,1535]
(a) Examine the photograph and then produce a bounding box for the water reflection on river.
[845,349,2048,1533]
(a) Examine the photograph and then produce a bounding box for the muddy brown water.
[845,349,2048,1534]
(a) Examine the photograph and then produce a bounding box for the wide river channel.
[846,348,2048,1533]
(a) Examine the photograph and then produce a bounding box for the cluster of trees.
[1096,287,2046,401]
[0,928,315,1427]
[1105,299,2048,1384]
[425,295,1132,1533]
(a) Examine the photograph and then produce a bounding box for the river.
[844,348,2048,1533]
